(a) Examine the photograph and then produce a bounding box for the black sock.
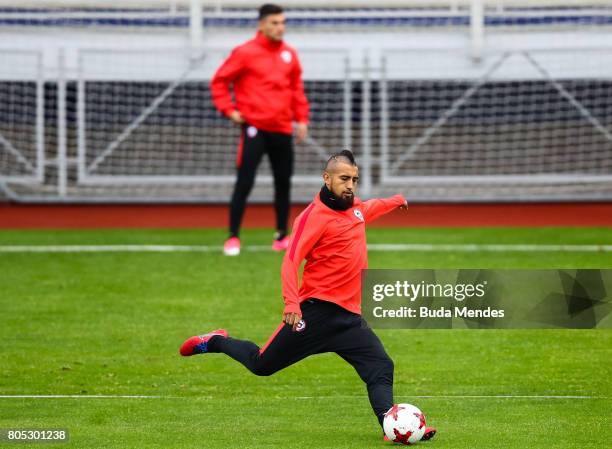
[377,411,386,428]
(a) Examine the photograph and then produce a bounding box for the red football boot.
[383,427,437,444]
[223,237,240,256]
[179,329,228,356]
[421,427,437,441]
[272,236,290,252]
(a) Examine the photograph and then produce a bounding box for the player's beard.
[320,185,354,211]
[336,191,354,209]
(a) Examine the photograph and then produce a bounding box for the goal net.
[378,47,612,201]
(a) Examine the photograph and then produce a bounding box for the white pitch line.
[294,394,609,400]
[0,394,607,400]
[0,245,220,253]
[396,394,609,399]
[0,395,174,399]
[369,243,612,252]
[0,244,611,253]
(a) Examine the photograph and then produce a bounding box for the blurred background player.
[211,3,310,256]
[180,150,436,442]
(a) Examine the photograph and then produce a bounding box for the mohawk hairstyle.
[325,149,357,170]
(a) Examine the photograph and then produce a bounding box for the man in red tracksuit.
[180,150,436,443]
[210,3,310,256]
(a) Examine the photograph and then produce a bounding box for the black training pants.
[229,124,293,237]
[208,299,394,427]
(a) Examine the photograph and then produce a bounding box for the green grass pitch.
[1,228,611,448]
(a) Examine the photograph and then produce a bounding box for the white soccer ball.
[383,403,426,445]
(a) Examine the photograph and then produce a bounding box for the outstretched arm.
[280,204,324,330]
[362,194,407,224]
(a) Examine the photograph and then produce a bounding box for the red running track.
[0,203,611,229]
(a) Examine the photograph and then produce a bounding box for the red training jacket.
[281,193,406,316]
[210,31,310,135]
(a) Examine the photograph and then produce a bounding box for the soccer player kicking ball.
[180,150,436,443]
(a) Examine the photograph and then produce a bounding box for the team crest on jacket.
[247,126,258,138]
[280,50,292,64]
[354,209,364,221]
[295,319,306,332]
